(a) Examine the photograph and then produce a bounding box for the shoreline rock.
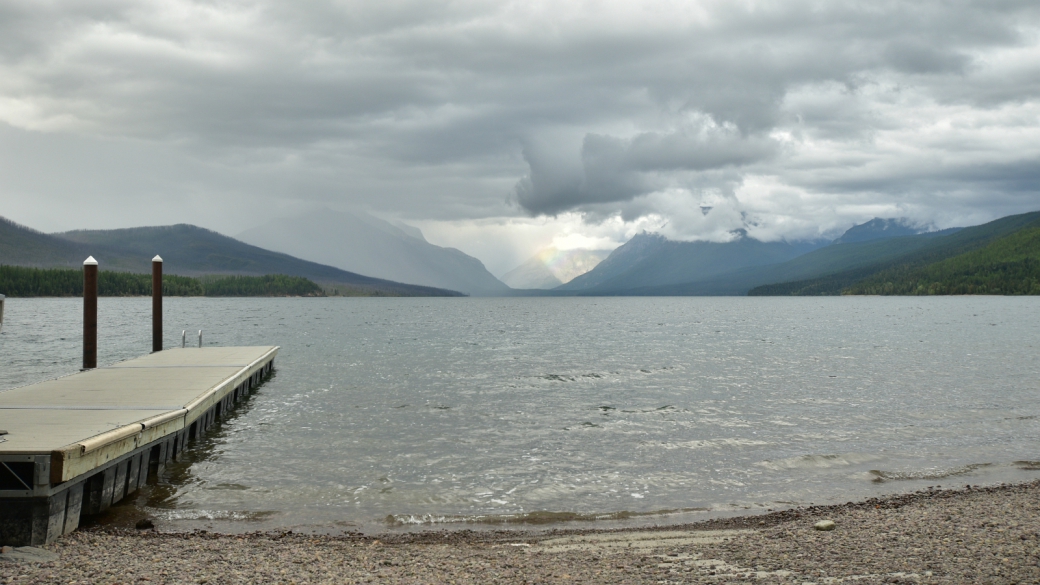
[4,480,1040,583]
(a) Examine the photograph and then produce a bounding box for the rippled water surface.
[2,296,1039,533]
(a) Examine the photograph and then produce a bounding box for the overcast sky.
[2,0,1039,275]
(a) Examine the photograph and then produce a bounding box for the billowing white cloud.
[0,0,1038,268]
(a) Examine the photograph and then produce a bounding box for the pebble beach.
[3,480,1040,584]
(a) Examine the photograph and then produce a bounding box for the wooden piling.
[82,257,97,370]
[152,255,163,353]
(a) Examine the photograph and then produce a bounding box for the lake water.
[2,296,1039,533]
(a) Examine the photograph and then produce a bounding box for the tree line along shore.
[0,265,326,297]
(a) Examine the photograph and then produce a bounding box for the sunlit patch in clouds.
[550,232,617,252]
[415,213,659,277]
[0,0,1038,269]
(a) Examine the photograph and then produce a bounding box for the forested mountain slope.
[844,224,1040,295]
[557,231,824,293]
[748,211,1040,295]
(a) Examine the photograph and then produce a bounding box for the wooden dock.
[0,346,278,546]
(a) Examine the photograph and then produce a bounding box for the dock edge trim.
[78,424,143,454]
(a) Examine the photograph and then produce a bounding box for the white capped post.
[83,256,98,369]
[152,255,163,353]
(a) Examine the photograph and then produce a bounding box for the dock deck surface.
[0,347,277,476]
[0,346,278,546]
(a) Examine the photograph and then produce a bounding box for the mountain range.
[747,211,1040,296]
[237,209,509,296]
[550,218,973,296]
[840,221,1040,295]
[5,209,1039,297]
[555,230,826,294]
[831,217,926,244]
[532,213,1040,296]
[0,216,461,297]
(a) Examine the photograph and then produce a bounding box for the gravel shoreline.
[4,481,1039,584]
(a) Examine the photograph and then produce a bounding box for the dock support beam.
[83,256,98,370]
[152,255,163,353]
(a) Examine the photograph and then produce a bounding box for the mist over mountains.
[237,209,509,296]
[4,211,1037,298]
[500,248,611,290]
[0,216,461,297]
[557,231,826,293]
[832,218,929,245]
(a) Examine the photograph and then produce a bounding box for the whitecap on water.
[757,453,884,471]
[868,463,993,482]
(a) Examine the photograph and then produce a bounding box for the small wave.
[1013,460,1040,470]
[869,463,992,483]
[541,374,575,382]
[206,483,250,491]
[758,453,881,471]
[534,372,610,383]
[150,509,277,522]
[651,438,770,451]
[384,507,709,526]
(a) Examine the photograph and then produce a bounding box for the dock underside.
[0,346,278,545]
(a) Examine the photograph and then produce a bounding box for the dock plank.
[0,346,277,546]
[0,410,169,453]
[0,346,277,461]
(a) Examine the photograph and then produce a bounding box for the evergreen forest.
[844,226,1040,296]
[0,265,324,297]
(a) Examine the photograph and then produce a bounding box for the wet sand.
[3,481,1039,584]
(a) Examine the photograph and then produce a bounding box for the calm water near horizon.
[2,296,1039,534]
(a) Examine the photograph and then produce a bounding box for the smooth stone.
[814,520,836,531]
[0,546,59,563]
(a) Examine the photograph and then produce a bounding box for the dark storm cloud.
[0,0,1039,241]
[504,1,1040,222]
[516,125,778,215]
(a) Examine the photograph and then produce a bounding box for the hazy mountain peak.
[628,231,668,245]
[556,229,825,292]
[237,208,508,295]
[392,220,426,242]
[834,218,927,244]
[501,247,611,289]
